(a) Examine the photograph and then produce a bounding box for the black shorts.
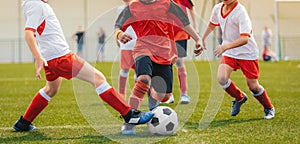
[176,40,187,58]
[135,56,173,93]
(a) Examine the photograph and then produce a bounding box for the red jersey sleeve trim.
[221,1,239,19]
[210,21,220,26]
[25,27,36,32]
[240,33,251,37]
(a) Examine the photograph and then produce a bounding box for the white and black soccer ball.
[147,106,178,135]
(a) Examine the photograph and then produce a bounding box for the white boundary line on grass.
[0,125,95,131]
[0,78,36,81]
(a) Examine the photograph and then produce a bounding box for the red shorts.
[221,56,259,79]
[44,52,84,81]
[120,50,135,70]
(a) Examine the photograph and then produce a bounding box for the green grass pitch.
[0,61,299,143]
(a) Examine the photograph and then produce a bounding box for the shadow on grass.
[210,118,264,127]
[0,131,116,144]
[208,117,264,128]
[182,117,264,130]
[1,129,174,143]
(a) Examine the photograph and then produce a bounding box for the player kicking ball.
[13,0,154,132]
[115,0,204,135]
[202,0,275,119]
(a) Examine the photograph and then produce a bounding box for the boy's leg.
[118,69,129,100]
[218,61,247,116]
[176,40,190,104]
[218,63,245,101]
[241,59,275,119]
[251,86,273,109]
[147,90,159,111]
[128,56,152,109]
[150,62,173,103]
[118,50,136,100]
[122,56,152,135]
[248,81,275,119]
[222,80,246,102]
[76,61,154,125]
[14,78,62,131]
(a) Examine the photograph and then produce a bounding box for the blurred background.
[0,0,299,63]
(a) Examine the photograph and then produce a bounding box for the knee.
[247,82,260,93]
[217,76,228,86]
[121,69,130,74]
[137,75,151,85]
[43,87,59,97]
[120,69,130,77]
[175,58,183,67]
[94,73,107,87]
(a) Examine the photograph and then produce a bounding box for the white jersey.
[210,2,258,60]
[22,0,70,61]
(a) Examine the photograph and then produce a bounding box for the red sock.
[129,81,149,109]
[150,87,170,102]
[118,75,127,96]
[99,88,131,116]
[178,66,187,94]
[253,89,273,109]
[23,92,49,122]
[224,80,244,101]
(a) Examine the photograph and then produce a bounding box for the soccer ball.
[147,106,178,135]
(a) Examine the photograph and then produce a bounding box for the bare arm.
[114,5,133,46]
[25,30,48,79]
[202,23,249,57]
[183,24,204,56]
[199,23,216,55]
[215,35,249,57]
[188,6,199,33]
[202,23,216,44]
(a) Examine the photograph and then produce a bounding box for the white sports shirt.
[210,2,259,60]
[22,0,70,61]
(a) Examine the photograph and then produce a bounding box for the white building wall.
[0,0,299,63]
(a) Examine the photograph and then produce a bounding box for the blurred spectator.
[261,26,277,61]
[72,26,85,58]
[97,26,106,62]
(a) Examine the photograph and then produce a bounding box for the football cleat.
[264,108,275,119]
[121,123,136,135]
[160,94,174,104]
[123,109,154,125]
[179,94,190,104]
[13,116,36,132]
[231,94,248,116]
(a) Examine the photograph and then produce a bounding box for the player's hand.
[214,45,225,57]
[118,31,132,44]
[194,39,205,56]
[34,57,48,80]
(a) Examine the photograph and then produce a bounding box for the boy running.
[13,0,154,132]
[115,0,204,134]
[202,0,275,119]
